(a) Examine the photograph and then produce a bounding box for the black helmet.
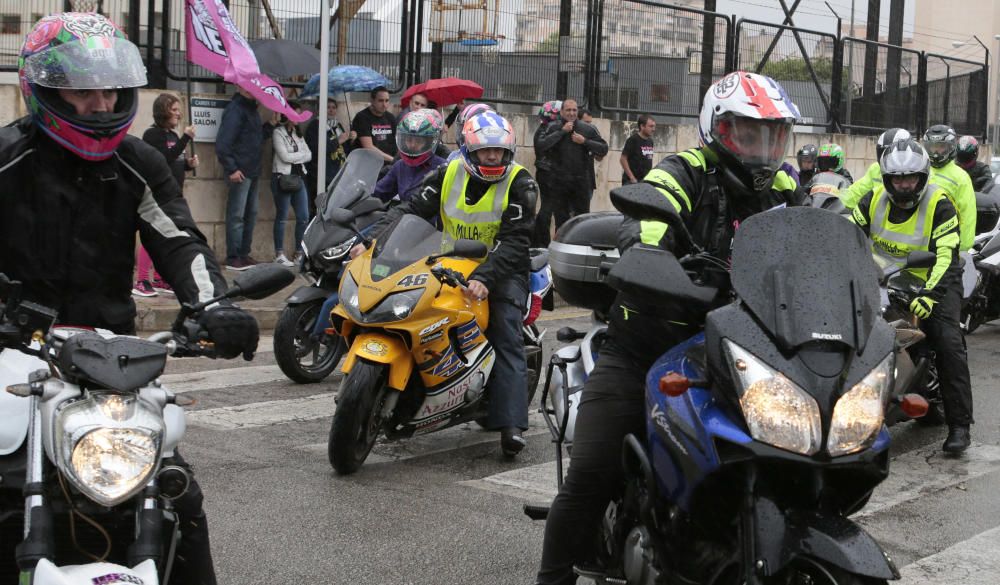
[796,144,817,166]
[876,128,911,161]
[922,124,958,168]
[881,140,930,210]
[956,135,980,168]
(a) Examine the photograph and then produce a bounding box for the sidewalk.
[134,272,309,332]
[134,271,570,333]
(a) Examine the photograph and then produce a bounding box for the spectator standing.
[620,114,656,184]
[534,98,608,242]
[134,92,200,296]
[532,99,562,247]
[271,103,312,267]
[216,86,267,271]
[352,86,397,165]
[305,98,354,213]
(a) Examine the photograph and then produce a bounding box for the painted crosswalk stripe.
[462,443,1000,514]
[186,392,337,429]
[296,411,550,464]
[160,364,328,394]
[855,443,1000,518]
[897,525,1000,584]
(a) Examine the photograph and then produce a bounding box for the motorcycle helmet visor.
[712,113,793,170]
[22,36,147,89]
[886,173,923,208]
[397,133,436,157]
[924,141,953,159]
[816,156,838,172]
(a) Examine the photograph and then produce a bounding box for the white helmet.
[699,71,800,193]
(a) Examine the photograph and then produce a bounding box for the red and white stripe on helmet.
[698,71,800,147]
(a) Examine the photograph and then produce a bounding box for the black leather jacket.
[0,118,228,333]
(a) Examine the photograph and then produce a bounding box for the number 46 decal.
[397,273,429,287]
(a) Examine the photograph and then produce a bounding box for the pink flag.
[185,0,311,123]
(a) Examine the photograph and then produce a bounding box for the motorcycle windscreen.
[370,215,443,281]
[320,149,384,222]
[730,206,881,353]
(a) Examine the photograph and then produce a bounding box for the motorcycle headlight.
[827,354,893,457]
[724,340,822,456]
[339,273,363,322]
[55,393,163,507]
[364,289,424,323]
[320,236,357,262]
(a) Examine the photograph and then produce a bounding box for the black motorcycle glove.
[196,305,259,360]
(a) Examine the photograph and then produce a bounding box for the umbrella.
[401,77,483,108]
[249,39,322,79]
[300,65,390,99]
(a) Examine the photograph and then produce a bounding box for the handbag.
[277,173,303,193]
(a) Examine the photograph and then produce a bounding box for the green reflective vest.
[868,183,947,283]
[928,160,976,251]
[439,159,524,254]
[843,162,882,210]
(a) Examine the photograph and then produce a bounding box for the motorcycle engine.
[623,526,660,585]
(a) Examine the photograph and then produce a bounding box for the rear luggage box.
[549,212,623,313]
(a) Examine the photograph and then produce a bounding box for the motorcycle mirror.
[229,265,296,300]
[904,250,936,270]
[610,182,695,250]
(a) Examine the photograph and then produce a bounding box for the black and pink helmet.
[19,13,146,160]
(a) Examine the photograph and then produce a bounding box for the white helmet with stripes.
[699,71,800,192]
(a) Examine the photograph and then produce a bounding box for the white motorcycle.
[0,265,293,584]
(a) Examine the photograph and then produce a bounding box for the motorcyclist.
[351,111,538,456]
[924,124,976,251]
[373,109,447,203]
[843,127,911,209]
[534,71,803,585]
[797,143,818,185]
[956,135,994,192]
[446,102,494,162]
[0,14,258,584]
[816,142,854,182]
[850,140,972,453]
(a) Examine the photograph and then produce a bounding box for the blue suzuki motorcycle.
[567,187,904,585]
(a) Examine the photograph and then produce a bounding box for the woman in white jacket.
[271,104,313,267]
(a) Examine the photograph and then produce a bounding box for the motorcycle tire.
[962,309,984,335]
[274,302,346,384]
[328,360,391,474]
[777,557,888,585]
[914,363,946,427]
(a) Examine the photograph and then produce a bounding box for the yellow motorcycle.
[325,211,544,474]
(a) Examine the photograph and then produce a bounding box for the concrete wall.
[0,87,988,263]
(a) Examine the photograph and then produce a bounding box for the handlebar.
[430,266,469,289]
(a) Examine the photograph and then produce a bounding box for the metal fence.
[735,19,839,130]
[590,0,731,121]
[0,1,988,138]
[925,54,988,137]
[840,37,924,136]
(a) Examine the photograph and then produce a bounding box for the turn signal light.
[659,372,691,397]
[899,393,929,418]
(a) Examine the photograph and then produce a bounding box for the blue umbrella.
[300,65,389,99]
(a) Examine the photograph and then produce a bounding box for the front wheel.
[328,361,391,474]
[274,301,345,384]
[774,558,888,585]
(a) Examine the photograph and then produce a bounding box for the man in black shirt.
[351,86,396,165]
[620,114,656,183]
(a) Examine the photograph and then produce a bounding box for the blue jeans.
[225,176,260,259]
[485,277,530,430]
[270,175,309,255]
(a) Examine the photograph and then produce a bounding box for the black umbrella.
[249,39,322,79]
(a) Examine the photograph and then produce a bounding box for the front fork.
[16,393,53,581]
